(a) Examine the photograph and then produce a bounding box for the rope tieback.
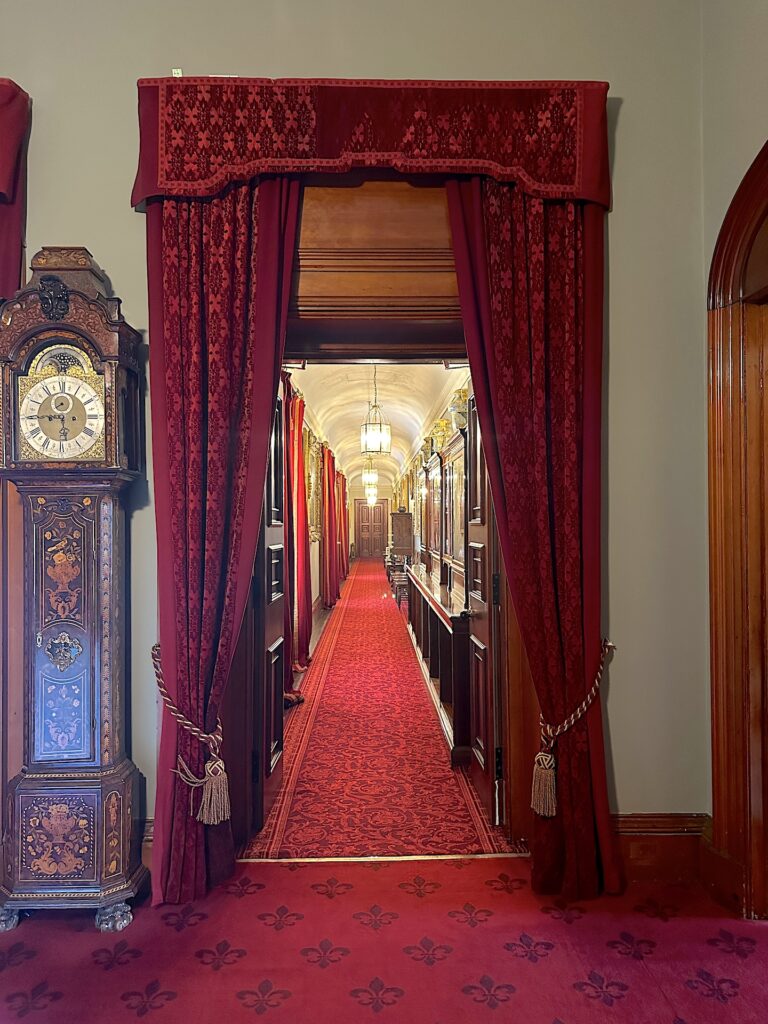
[531,638,615,818]
[151,644,231,826]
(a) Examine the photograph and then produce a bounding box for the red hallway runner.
[246,558,512,858]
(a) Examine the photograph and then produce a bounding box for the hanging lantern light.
[361,456,379,488]
[360,365,392,455]
[365,482,378,502]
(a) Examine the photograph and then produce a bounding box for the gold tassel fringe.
[531,750,557,817]
[175,753,231,825]
[196,755,231,825]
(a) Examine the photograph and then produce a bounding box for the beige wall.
[310,541,321,606]
[2,0,717,815]
[702,0,768,271]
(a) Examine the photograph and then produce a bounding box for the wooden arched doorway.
[707,140,768,918]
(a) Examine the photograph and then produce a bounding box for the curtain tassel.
[531,639,615,819]
[531,746,557,818]
[152,643,231,825]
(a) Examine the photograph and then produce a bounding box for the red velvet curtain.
[339,473,350,578]
[281,372,296,693]
[321,447,340,608]
[284,373,313,674]
[0,80,30,297]
[146,177,300,904]
[336,471,349,582]
[447,178,619,898]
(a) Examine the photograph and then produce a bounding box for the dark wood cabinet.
[390,510,413,559]
[221,394,286,850]
[406,565,470,765]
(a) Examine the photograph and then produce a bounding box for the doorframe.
[706,139,768,917]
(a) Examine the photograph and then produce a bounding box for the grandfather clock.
[0,248,147,931]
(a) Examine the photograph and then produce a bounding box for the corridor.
[246,557,510,859]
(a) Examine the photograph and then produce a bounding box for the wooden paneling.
[221,399,286,850]
[0,481,24,849]
[469,637,490,773]
[406,565,470,766]
[707,139,768,918]
[285,181,464,360]
[292,181,459,320]
[613,814,709,883]
[499,574,539,843]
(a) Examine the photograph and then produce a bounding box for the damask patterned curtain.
[336,471,350,582]
[145,178,300,904]
[321,447,340,608]
[447,180,619,897]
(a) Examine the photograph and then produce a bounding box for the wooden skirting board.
[142,813,713,886]
[612,813,709,883]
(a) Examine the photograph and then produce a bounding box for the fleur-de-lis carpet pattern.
[245,558,516,858]
[1,857,766,1022]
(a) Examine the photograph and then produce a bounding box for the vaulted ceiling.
[295,362,469,489]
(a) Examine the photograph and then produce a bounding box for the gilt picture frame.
[305,425,323,542]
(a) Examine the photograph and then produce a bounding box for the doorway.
[354,498,388,557]
[225,178,538,861]
[706,139,768,917]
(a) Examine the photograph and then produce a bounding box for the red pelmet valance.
[131,77,610,207]
[0,79,30,297]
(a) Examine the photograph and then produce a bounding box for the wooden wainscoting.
[613,813,710,883]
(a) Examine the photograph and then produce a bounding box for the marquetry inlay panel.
[20,794,96,881]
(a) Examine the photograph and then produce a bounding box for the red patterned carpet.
[2,858,765,1023]
[245,558,513,858]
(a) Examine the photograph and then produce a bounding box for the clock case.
[0,248,147,931]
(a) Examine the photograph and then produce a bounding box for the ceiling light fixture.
[361,455,379,488]
[360,365,391,455]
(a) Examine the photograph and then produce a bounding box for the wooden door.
[466,392,498,821]
[355,498,388,557]
[220,393,286,847]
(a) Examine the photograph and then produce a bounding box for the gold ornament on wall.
[304,425,323,542]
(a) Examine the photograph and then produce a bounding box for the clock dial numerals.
[19,375,105,460]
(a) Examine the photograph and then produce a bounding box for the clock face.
[20,374,105,460]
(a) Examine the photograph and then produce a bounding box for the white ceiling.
[293,363,469,488]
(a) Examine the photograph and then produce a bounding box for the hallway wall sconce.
[429,418,452,453]
[360,365,392,455]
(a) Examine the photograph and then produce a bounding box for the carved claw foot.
[95,901,132,932]
[0,906,20,931]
